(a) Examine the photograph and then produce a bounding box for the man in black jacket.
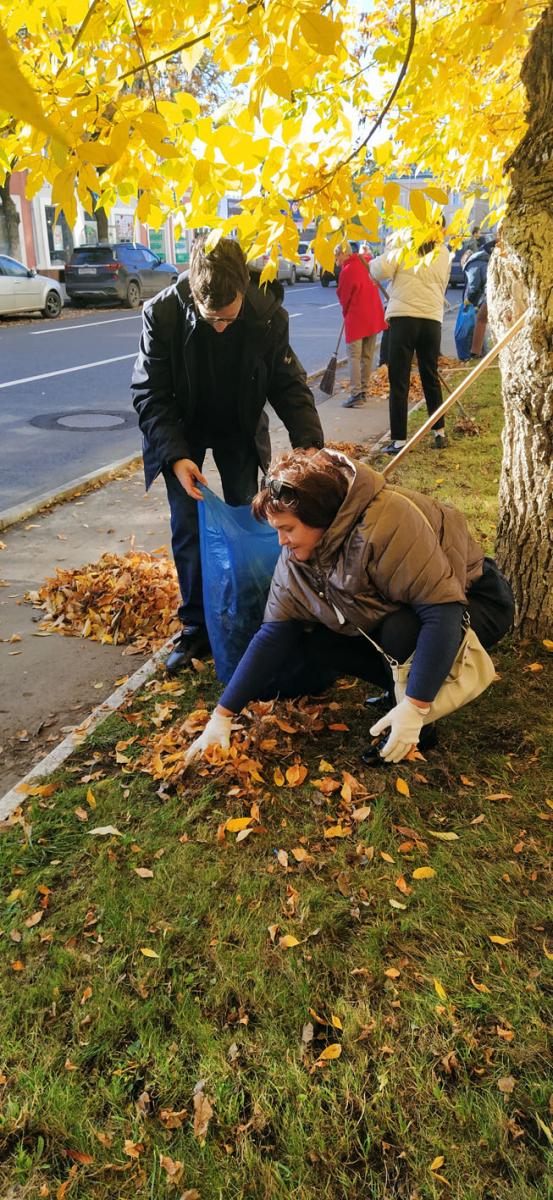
[463,239,496,359]
[131,235,324,672]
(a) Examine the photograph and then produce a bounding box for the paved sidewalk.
[0,364,394,792]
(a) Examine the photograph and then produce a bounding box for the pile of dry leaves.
[28,550,180,653]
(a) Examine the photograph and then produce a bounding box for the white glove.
[184,709,233,768]
[369,697,429,763]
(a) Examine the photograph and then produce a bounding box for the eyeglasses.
[265,477,297,503]
[197,299,243,327]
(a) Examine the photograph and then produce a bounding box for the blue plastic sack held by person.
[198,486,280,683]
[454,302,476,360]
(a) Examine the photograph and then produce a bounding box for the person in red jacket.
[335,243,387,408]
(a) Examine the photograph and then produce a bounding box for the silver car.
[249,251,296,285]
[0,254,62,318]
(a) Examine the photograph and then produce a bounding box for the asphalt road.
[0,280,342,513]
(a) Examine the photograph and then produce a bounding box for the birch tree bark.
[489,1,553,635]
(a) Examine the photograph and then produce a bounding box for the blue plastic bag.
[198,487,281,683]
[454,302,476,361]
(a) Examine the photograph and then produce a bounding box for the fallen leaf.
[180,1192,201,1200]
[24,910,44,928]
[80,986,92,1005]
[273,767,285,786]
[395,777,410,797]
[279,934,300,948]
[225,817,253,833]
[526,662,543,672]
[412,867,436,880]
[11,961,25,971]
[134,868,154,879]
[380,851,395,863]
[430,1156,445,1171]
[286,763,308,787]
[317,1043,342,1061]
[428,831,459,841]
[277,849,289,868]
[496,1026,515,1042]
[331,1013,343,1029]
[139,947,159,958]
[328,722,349,731]
[291,846,312,862]
[460,775,476,786]
[311,777,341,794]
[543,941,553,962]
[352,805,372,822]
[65,1150,93,1165]
[268,924,279,943]
[56,1164,78,1199]
[324,824,349,839]
[542,638,553,652]
[87,826,122,837]
[434,978,447,1001]
[470,814,485,825]
[470,975,492,994]
[486,793,512,801]
[236,828,253,843]
[302,1022,314,1045]
[389,899,407,910]
[319,759,334,772]
[489,935,515,945]
[123,1139,143,1158]
[74,807,89,823]
[193,1090,214,1142]
[85,788,96,809]
[395,875,412,895]
[384,967,401,979]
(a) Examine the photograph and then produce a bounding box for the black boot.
[360,722,438,767]
[166,625,211,674]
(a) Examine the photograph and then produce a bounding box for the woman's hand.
[183,708,233,767]
[369,697,429,763]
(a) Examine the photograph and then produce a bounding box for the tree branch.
[118,0,262,82]
[125,0,158,112]
[294,0,417,204]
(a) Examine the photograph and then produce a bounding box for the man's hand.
[173,458,208,500]
[183,707,233,768]
[369,697,429,763]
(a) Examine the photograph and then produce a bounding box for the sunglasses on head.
[264,477,297,503]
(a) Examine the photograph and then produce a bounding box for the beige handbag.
[351,492,497,722]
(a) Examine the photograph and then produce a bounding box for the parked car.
[249,251,296,285]
[0,254,62,318]
[297,241,318,281]
[449,248,467,289]
[65,243,180,308]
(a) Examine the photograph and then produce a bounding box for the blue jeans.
[163,442,260,626]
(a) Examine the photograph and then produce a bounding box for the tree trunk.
[0,176,22,257]
[95,206,110,242]
[488,2,553,636]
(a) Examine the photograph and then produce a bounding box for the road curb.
[0,641,172,821]
[0,363,344,533]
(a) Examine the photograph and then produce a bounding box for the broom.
[319,321,344,396]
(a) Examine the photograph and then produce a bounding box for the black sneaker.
[431,433,449,450]
[380,441,405,456]
[166,625,211,674]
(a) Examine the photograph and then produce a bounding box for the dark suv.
[65,243,180,308]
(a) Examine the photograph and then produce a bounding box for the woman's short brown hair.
[252,450,349,529]
[189,234,250,309]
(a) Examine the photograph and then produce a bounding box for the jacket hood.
[315,453,387,566]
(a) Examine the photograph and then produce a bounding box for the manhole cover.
[58,413,126,429]
[30,410,138,432]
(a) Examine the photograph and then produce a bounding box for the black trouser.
[388,316,444,440]
[163,441,260,627]
[257,559,515,702]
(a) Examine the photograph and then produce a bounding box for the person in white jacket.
[369,233,451,453]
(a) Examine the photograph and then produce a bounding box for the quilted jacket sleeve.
[364,492,467,606]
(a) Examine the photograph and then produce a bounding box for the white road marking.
[31,314,142,335]
[319,303,339,309]
[0,354,137,390]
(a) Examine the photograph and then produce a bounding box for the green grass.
[1,367,552,1199]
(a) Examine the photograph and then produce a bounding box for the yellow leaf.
[273,767,285,787]
[395,778,410,797]
[428,831,459,841]
[543,941,553,962]
[331,1014,343,1029]
[291,847,312,862]
[279,934,300,948]
[434,978,447,1001]
[430,1155,445,1171]
[384,967,401,979]
[318,1043,342,1061]
[85,788,96,809]
[412,867,436,880]
[424,186,449,204]
[286,764,308,787]
[470,975,492,994]
[299,10,340,56]
[134,867,154,879]
[352,805,372,822]
[324,824,349,839]
[410,189,428,222]
[139,947,159,958]
[0,23,69,146]
[319,760,334,772]
[489,935,515,945]
[24,910,44,928]
[264,66,294,101]
[225,817,252,832]
[543,639,553,652]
